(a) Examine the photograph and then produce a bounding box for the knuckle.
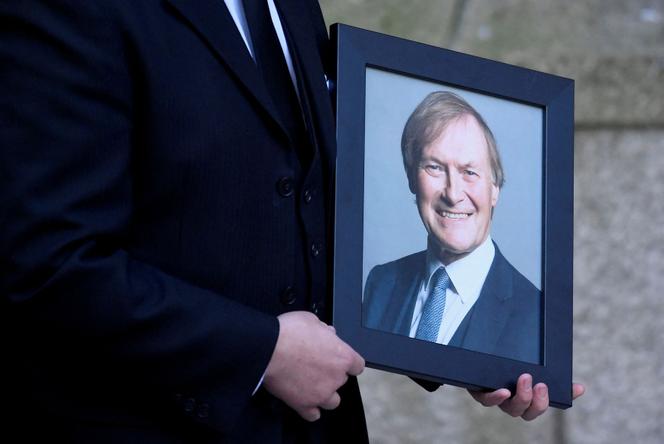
[331,374,346,391]
[313,387,331,404]
[322,393,341,410]
[517,393,531,405]
[340,350,354,368]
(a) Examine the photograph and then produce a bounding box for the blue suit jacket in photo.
[362,244,541,364]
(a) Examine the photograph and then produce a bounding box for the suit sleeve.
[0,1,277,433]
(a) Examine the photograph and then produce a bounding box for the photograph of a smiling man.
[362,89,541,364]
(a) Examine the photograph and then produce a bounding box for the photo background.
[363,67,544,289]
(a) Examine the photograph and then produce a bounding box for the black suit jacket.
[0,1,366,442]
[363,244,541,364]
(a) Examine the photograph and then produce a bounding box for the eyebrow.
[418,156,481,170]
[458,162,478,169]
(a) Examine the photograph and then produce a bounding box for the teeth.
[440,211,469,219]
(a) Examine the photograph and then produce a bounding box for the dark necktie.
[241,0,309,163]
[415,267,450,342]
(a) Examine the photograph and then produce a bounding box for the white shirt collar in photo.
[409,236,495,344]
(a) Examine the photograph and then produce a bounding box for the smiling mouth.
[436,210,471,220]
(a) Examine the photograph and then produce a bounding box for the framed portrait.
[331,24,574,408]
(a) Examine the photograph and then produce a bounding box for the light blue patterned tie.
[415,267,450,342]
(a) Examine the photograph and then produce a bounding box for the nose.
[441,171,464,205]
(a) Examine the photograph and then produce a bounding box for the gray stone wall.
[319,1,664,442]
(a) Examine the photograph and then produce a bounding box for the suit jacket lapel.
[451,248,514,354]
[383,257,424,336]
[396,273,421,336]
[165,0,289,137]
[272,0,336,165]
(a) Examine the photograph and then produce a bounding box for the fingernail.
[536,385,548,399]
[522,374,532,391]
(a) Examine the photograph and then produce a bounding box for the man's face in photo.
[413,114,499,264]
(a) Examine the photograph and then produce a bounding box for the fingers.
[468,388,511,407]
[296,392,340,422]
[572,383,585,400]
[346,348,365,376]
[521,383,549,421]
[469,375,580,422]
[319,392,341,410]
[297,406,321,422]
[266,312,364,423]
[499,374,534,417]
[316,319,364,377]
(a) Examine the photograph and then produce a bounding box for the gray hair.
[401,91,504,189]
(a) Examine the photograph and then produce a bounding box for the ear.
[491,183,500,208]
[407,171,417,195]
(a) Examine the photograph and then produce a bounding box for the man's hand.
[468,374,586,421]
[263,311,365,422]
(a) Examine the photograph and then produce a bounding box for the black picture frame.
[331,24,574,409]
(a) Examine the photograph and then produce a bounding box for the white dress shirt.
[223,0,298,90]
[409,236,495,344]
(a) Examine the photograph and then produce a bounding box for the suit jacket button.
[303,189,313,204]
[310,242,322,258]
[280,286,297,305]
[183,398,196,414]
[277,177,294,197]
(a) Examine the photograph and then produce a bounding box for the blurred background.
[319,1,664,443]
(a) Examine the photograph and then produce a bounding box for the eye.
[423,164,444,176]
[464,169,478,177]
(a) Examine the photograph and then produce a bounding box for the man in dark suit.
[1,1,578,442]
[363,91,541,364]
[1,1,366,442]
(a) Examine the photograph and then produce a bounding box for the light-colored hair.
[401,91,504,189]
